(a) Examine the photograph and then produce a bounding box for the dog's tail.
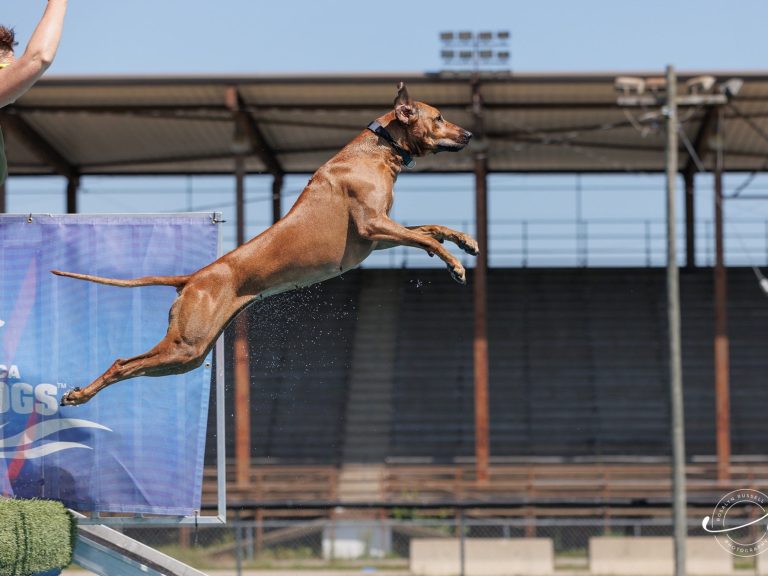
[51,269,190,289]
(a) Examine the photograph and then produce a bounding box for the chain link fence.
[107,514,743,574]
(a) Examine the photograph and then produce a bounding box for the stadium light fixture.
[616,74,741,108]
[439,29,511,72]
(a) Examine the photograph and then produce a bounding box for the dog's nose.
[462,130,473,142]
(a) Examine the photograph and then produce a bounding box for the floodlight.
[438,30,511,72]
[478,31,493,42]
[685,75,716,94]
[645,77,667,93]
[720,78,743,98]
[614,76,645,95]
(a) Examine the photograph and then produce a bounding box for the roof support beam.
[683,107,717,177]
[66,174,80,214]
[225,86,284,177]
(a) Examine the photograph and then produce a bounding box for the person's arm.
[0,0,67,108]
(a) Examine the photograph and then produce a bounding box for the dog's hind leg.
[61,273,248,406]
[59,335,209,406]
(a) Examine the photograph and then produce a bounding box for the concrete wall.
[410,538,554,576]
[589,536,733,576]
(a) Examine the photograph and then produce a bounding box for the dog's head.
[393,82,472,155]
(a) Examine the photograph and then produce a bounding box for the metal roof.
[2,71,768,177]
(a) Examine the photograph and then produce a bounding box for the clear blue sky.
[5,0,768,74]
[4,0,768,267]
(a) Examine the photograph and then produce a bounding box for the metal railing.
[357,218,768,269]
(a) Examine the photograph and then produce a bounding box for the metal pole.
[458,509,466,576]
[713,106,731,483]
[234,153,251,487]
[472,77,490,485]
[234,511,243,576]
[665,65,687,576]
[66,174,80,214]
[684,171,696,269]
[272,173,283,224]
[473,150,490,485]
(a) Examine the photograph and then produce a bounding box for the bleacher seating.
[212,272,360,464]
[205,267,768,471]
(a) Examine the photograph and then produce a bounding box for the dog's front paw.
[458,235,479,256]
[448,262,466,285]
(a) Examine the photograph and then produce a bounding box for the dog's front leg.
[359,216,467,284]
[405,225,479,256]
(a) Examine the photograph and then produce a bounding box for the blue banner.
[0,214,218,515]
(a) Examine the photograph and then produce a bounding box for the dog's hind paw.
[60,387,84,407]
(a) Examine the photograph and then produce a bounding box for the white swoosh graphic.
[0,442,94,459]
[0,418,112,459]
[0,319,5,328]
[0,418,112,449]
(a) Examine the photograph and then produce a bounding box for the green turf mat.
[0,498,75,576]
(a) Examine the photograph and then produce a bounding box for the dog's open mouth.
[435,140,468,153]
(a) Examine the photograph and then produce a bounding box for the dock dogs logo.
[702,489,768,557]
[0,363,112,459]
[0,320,111,460]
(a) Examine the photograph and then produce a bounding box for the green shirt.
[0,126,6,186]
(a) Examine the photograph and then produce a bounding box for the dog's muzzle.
[437,130,473,152]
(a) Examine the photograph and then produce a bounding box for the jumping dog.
[53,82,477,405]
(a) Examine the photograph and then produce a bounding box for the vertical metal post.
[458,508,466,576]
[272,173,283,224]
[66,174,79,214]
[0,179,6,213]
[684,171,696,269]
[474,151,490,485]
[713,106,731,483]
[645,220,652,267]
[234,510,243,576]
[665,65,687,576]
[472,78,490,485]
[234,153,251,487]
[576,173,586,267]
[521,221,528,267]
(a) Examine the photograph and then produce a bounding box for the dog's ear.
[394,81,417,126]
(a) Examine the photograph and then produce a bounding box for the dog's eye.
[435,115,444,123]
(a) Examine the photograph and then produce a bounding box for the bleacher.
[204,266,768,504]
[214,272,361,464]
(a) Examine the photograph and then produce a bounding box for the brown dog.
[53,82,477,406]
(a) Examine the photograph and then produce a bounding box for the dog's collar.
[367,121,415,169]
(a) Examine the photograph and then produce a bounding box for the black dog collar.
[367,121,415,169]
